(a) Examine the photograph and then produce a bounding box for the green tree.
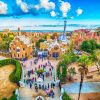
[80,39,97,53]
[68,67,76,81]
[2,97,7,100]
[90,51,100,74]
[77,54,92,100]
[36,38,46,48]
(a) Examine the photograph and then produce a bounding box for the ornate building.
[9,36,33,61]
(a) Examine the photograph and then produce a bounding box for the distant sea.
[10,30,72,33]
[0,24,100,32]
[0,29,71,33]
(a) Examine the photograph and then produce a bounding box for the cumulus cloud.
[76,8,83,16]
[60,1,71,17]
[50,11,56,17]
[0,1,8,14]
[34,5,40,10]
[71,16,74,19]
[16,0,22,5]
[40,0,55,10]
[16,0,28,13]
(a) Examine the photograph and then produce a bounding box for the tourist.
[42,85,44,90]
[52,83,55,89]
[35,77,36,82]
[48,83,49,89]
[39,84,41,89]
[30,82,32,88]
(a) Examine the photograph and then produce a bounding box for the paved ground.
[19,58,60,100]
[69,93,100,100]
[68,63,100,82]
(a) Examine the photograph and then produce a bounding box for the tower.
[18,27,21,36]
[63,19,67,39]
[58,18,67,43]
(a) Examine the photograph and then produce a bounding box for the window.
[22,54,24,58]
[16,47,20,52]
[30,52,32,55]
[23,48,25,51]
[18,54,19,57]
[25,53,27,57]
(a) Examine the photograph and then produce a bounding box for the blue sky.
[0,0,100,30]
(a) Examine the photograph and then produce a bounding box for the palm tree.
[77,54,91,100]
[68,67,76,81]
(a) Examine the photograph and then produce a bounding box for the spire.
[63,18,67,38]
[18,27,21,36]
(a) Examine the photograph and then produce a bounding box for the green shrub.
[62,92,72,100]
[8,94,17,100]
[36,69,44,74]
[2,97,7,100]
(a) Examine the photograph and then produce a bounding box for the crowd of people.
[22,58,56,98]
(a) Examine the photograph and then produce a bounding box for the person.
[39,84,41,89]
[35,77,36,82]
[35,86,38,92]
[51,72,52,76]
[30,82,32,88]
[51,83,53,88]
[53,83,55,89]
[43,74,44,81]
[51,91,55,98]
[42,84,44,90]
[48,83,49,89]
[35,67,37,71]
[49,68,51,71]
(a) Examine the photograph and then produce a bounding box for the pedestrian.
[42,85,44,90]
[30,82,32,88]
[51,83,53,88]
[43,75,45,81]
[39,84,41,89]
[51,72,52,76]
[48,83,49,89]
[35,77,36,82]
[53,83,55,89]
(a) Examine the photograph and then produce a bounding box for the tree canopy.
[36,38,46,48]
[80,39,99,53]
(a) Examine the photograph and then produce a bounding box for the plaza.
[18,58,60,100]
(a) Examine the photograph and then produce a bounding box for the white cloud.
[34,5,40,10]
[76,8,83,16]
[60,1,71,17]
[71,16,74,19]
[40,0,55,10]
[20,3,28,13]
[16,0,22,5]
[50,11,56,17]
[0,1,8,14]
[16,0,28,13]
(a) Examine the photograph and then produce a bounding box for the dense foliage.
[36,38,46,48]
[0,34,14,52]
[62,92,72,100]
[80,39,100,53]
[97,31,100,36]
[0,59,22,83]
[8,94,17,100]
[57,49,78,82]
